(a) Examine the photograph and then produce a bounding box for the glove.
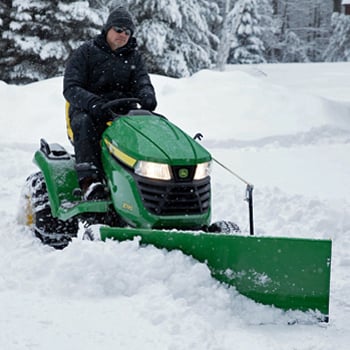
[89,99,110,122]
[140,94,157,111]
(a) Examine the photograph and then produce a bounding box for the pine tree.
[0,0,11,28]
[1,0,104,84]
[279,30,309,62]
[323,12,350,62]
[0,0,15,82]
[271,0,332,63]
[227,0,266,64]
[112,0,221,77]
[256,0,279,62]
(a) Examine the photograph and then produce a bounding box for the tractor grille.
[136,176,211,216]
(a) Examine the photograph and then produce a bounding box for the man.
[63,7,157,200]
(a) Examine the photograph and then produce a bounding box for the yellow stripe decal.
[104,138,137,167]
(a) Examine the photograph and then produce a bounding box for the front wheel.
[208,220,240,234]
[19,172,79,249]
[82,225,103,241]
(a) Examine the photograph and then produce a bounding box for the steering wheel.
[102,98,141,112]
[102,97,166,120]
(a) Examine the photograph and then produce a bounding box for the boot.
[76,163,107,200]
[83,181,107,200]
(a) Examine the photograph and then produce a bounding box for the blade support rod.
[213,157,255,235]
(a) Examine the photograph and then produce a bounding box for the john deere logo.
[178,168,189,178]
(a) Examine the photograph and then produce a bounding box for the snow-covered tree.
[0,0,11,27]
[304,0,333,61]
[1,1,104,84]
[110,0,221,77]
[256,0,280,62]
[271,0,332,63]
[227,0,266,64]
[0,0,15,82]
[279,30,309,62]
[323,12,350,62]
[0,0,340,83]
[216,0,277,69]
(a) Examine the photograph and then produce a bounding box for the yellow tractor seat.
[65,101,74,144]
[65,101,112,145]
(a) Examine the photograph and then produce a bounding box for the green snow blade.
[100,227,331,319]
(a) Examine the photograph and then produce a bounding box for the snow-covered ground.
[1,62,350,349]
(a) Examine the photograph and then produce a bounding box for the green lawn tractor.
[20,99,332,321]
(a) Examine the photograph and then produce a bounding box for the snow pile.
[1,62,350,349]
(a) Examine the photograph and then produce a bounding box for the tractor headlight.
[194,161,212,180]
[135,161,172,180]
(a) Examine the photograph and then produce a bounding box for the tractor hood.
[103,115,211,165]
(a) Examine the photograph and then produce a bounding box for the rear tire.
[208,220,240,234]
[21,172,79,249]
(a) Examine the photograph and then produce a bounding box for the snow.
[1,62,350,349]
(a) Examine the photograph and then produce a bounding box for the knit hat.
[103,7,135,35]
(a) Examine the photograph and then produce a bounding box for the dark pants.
[69,109,108,183]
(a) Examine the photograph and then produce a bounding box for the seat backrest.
[65,101,74,144]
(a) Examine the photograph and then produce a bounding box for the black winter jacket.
[63,33,156,113]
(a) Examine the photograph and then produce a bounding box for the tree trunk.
[271,0,279,15]
[216,0,233,70]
